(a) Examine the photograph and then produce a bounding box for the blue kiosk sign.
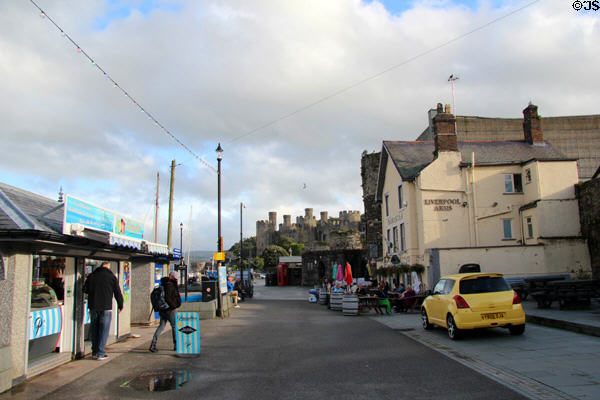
[63,195,144,239]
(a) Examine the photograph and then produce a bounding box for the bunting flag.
[344,262,353,286]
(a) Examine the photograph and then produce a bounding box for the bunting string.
[29,0,217,173]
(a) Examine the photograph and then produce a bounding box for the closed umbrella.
[344,262,353,286]
[336,264,344,281]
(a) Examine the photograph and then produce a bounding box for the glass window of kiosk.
[29,255,66,361]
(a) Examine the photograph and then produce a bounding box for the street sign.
[214,252,225,261]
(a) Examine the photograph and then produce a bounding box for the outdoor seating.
[530,279,600,309]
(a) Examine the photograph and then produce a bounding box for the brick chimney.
[523,103,544,145]
[433,103,458,155]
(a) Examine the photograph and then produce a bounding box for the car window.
[433,280,446,294]
[459,276,511,294]
[443,279,455,294]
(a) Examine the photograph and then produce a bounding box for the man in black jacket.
[83,261,123,361]
[149,271,181,352]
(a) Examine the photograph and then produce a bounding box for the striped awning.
[109,234,142,250]
[146,242,170,256]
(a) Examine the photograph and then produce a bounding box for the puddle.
[123,370,191,392]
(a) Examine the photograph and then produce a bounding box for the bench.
[530,280,600,309]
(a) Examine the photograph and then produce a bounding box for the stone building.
[361,151,382,260]
[375,103,591,290]
[256,208,362,255]
[416,107,600,181]
[576,173,600,279]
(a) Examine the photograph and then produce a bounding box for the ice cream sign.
[63,195,144,239]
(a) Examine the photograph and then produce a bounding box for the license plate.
[481,312,505,320]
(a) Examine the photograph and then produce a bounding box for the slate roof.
[416,114,600,180]
[0,182,64,233]
[376,139,571,202]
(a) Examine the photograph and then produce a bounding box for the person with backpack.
[149,271,181,352]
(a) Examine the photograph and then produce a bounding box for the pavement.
[2,283,599,399]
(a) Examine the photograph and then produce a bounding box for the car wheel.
[509,324,525,335]
[446,314,461,340]
[421,308,433,330]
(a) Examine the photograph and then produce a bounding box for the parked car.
[421,273,526,339]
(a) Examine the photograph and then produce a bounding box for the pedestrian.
[83,261,123,361]
[227,276,241,308]
[149,271,181,352]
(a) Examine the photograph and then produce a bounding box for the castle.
[256,208,362,255]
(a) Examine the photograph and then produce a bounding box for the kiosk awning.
[109,234,142,250]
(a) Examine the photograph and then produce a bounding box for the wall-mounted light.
[462,202,468,207]
[492,202,498,207]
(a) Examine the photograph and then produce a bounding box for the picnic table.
[530,279,600,309]
[358,296,385,314]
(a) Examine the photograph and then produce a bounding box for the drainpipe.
[471,152,479,246]
[464,166,474,246]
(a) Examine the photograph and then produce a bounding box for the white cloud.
[1,0,598,250]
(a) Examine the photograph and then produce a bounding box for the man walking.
[83,261,123,361]
[149,271,181,352]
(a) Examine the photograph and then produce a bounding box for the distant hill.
[187,250,214,262]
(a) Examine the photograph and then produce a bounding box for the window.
[525,168,532,184]
[504,174,523,193]
[503,219,513,239]
[385,193,390,217]
[386,229,391,252]
[526,217,534,239]
[433,280,446,294]
[400,223,406,252]
[398,184,403,209]
[433,279,455,295]
[460,276,511,294]
[443,279,456,294]
[392,226,398,253]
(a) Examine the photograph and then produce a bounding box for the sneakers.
[149,346,158,353]
[234,305,240,309]
[94,355,109,361]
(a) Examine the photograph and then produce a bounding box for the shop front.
[0,182,170,393]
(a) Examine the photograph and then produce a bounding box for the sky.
[1,0,598,252]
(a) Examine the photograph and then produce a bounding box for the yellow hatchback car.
[421,273,526,339]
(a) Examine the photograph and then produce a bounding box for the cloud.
[1,0,598,250]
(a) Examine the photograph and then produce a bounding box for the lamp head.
[216,142,223,160]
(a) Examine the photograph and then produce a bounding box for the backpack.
[150,286,170,312]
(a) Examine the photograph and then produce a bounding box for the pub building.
[0,182,171,393]
[375,103,592,289]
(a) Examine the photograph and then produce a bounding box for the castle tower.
[269,211,277,227]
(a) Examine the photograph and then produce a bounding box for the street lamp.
[216,143,224,318]
[216,143,223,254]
[240,202,245,284]
[180,222,188,302]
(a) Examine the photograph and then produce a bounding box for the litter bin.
[265,272,277,286]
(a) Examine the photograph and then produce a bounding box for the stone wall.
[361,151,382,258]
[576,178,600,278]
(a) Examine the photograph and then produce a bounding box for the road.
[7,284,528,400]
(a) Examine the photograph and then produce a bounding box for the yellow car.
[421,273,526,339]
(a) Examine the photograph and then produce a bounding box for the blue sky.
[94,0,182,29]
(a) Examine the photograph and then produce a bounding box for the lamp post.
[180,222,188,302]
[216,143,223,317]
[216,143,223,254]
[240,202,245,284]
